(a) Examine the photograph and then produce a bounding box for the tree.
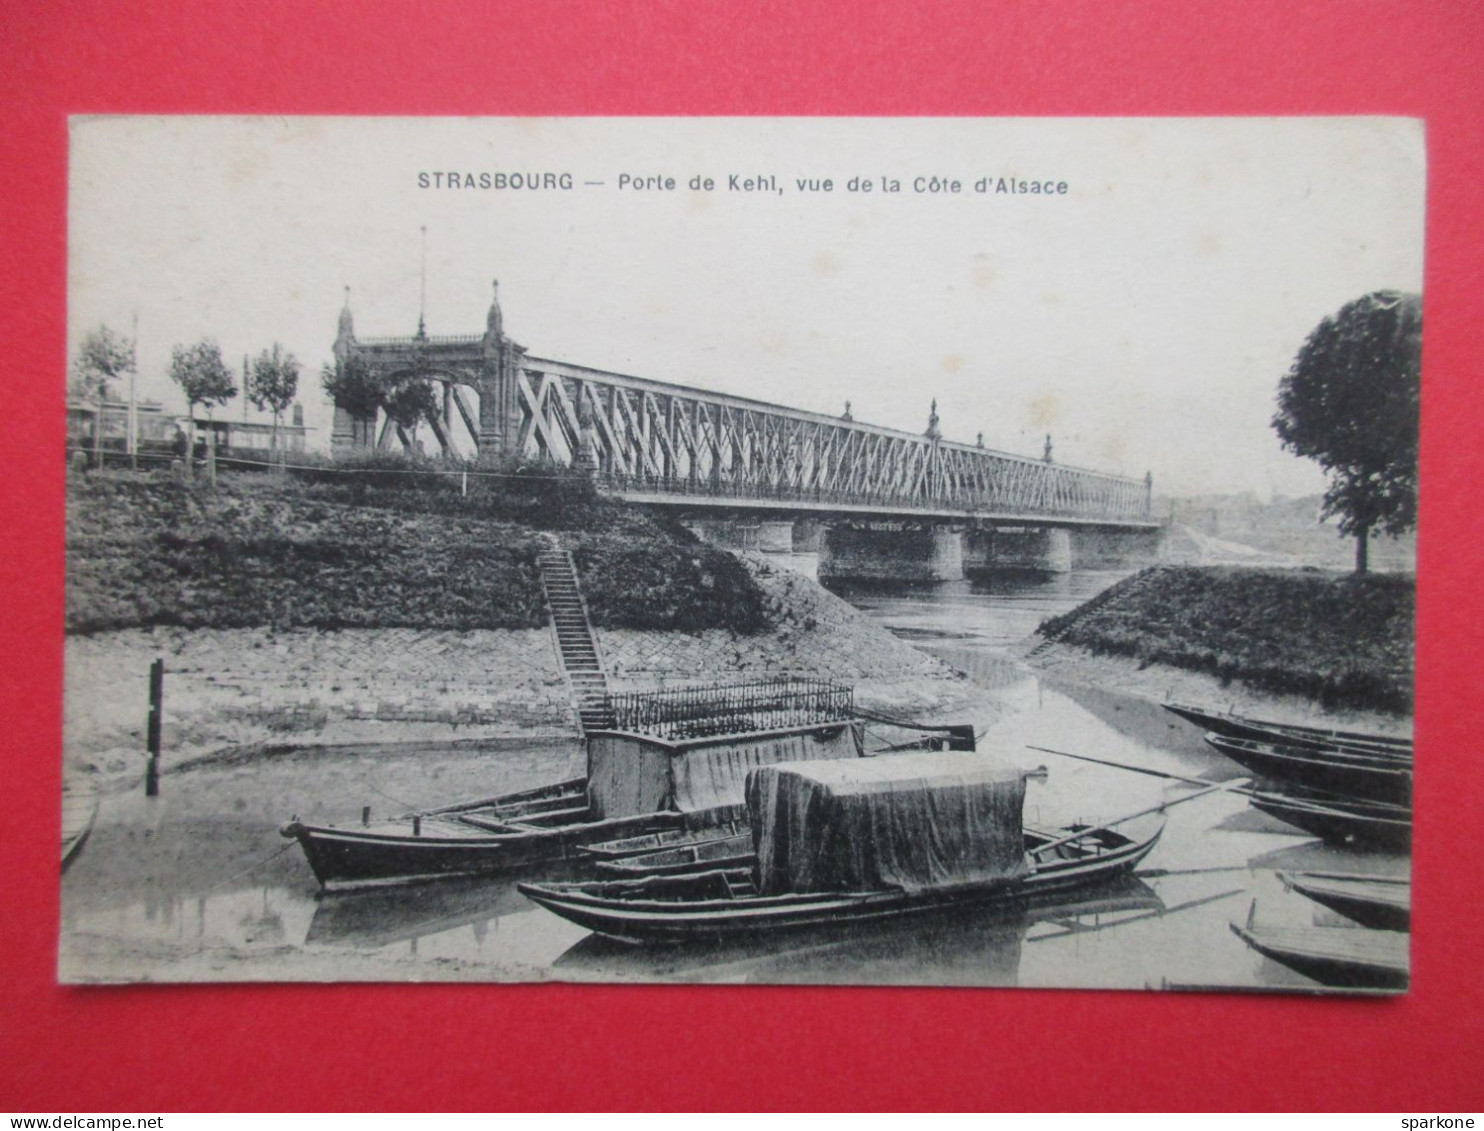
[169,338,237,452]
[248,343,300,451]
[1273,291,1420,573]
[71,325,136,403]
[383,377,439,443]
[71,326,136,465]
[321,354,384,445]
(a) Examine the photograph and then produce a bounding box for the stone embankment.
[66,554,970,783]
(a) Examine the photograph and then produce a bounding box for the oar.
[1026,744,1245,791]
[1030,885,1247,942]
[1028,777,1250,859]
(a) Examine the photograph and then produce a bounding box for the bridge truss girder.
[514,357,1152,525]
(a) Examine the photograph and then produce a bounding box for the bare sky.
[69,117,1424,498]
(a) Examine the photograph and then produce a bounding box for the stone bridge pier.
[685,519,762,552]
[817,524,965,583]
[815,523,1166,582]
[963,527,1072,575]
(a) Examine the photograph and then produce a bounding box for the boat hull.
[1279,871,1410,931]
[1248,790,1410,852]
[1205,734,1411,805]
[1230,921,1408,990]
[519,817,1164,944]
[592,831,755,878]
[283,809,686,889]
[61,789,99,871]
[1163,703,1412,756]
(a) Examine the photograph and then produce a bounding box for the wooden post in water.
[145,658,164,797]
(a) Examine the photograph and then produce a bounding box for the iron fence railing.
[604,677,855,740]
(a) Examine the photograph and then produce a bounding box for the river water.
[59,556,1409,990]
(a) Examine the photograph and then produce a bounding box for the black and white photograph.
[62,116,1420,991]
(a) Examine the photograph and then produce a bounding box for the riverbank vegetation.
[1037,565,1413,714]
[65,461,768,635]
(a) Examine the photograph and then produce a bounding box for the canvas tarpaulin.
[747,752,1029,896]
[670,723,864,813]
[587,722,864,819]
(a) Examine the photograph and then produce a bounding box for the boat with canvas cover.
[517,751,1226,944]
[1278,871,1410,931]
[281,679,968,889]
[1162,703,1412,758]
[1230,901,1408,990]
[1203,733,1411,804]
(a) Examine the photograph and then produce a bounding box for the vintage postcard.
[62,117,1420,989]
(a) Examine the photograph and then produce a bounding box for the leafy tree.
[321,355,437,452]
[70,325,136,464]
[71,325,136,403]
[383,377,439,436]
[322,354,382,415]
[248,343,301,450]
[170,338,237,452]
[1273,291,1421,573]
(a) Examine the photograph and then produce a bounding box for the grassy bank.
[65,465,767,635]
[1037,565,1413,714]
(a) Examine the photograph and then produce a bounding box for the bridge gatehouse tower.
[331,279,526,459]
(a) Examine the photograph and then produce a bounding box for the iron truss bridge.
[510,357,1154,527]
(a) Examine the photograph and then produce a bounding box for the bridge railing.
[592,469,1152,522]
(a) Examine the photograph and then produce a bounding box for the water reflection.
[306,870,580,950]
[550,878,1167,987]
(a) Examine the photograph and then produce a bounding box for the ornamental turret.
[333,286,355,362]
[485,278,504,343]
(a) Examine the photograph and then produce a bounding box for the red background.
[3,1,1481,1112]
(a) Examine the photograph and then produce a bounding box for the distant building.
[191,407,310,454]
[67,398,174,451]
[68,398,310,461]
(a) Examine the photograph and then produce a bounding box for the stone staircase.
[536,540,615,733]
[1026,565,1165,660]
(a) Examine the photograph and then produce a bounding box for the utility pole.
[128,311,139,470]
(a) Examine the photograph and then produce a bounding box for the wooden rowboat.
[1247,789,1411,852]
[1203,733,1411,805]
[1230,902,1408,990]
[519,814,1166,945]
[579,819,749,861]
[1278,871,1410,931]
[61,787,100,871]
[1162,703,1412,757]
[591,831,755,878]
[280,776,692,889]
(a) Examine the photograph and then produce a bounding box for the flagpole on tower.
[418,225,428,338]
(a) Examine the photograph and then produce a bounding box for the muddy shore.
[1019,636,1412,738]
[64,553,976,792]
